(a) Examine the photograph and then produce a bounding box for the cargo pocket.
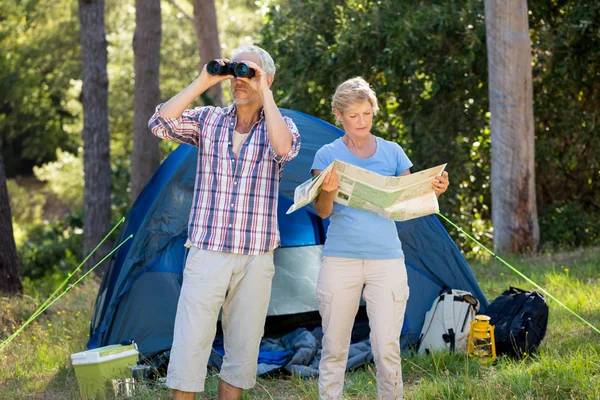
[316,290,334,325]
[393,286,410,334]
[182,249,207,287]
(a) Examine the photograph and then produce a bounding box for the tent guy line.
[3,110,597,355]
[4,217,126,342]
[4,209,597,354]
[0,233,134,352]
[436,211,600,336]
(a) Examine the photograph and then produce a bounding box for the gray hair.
[231,45,276,76]
[331,76,379,115]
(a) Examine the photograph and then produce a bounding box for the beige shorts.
[166,246,275,392]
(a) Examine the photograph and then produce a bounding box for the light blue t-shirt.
[311,137,413,259]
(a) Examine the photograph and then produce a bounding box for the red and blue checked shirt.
[148,103,300,255]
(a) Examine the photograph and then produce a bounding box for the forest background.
[1,0,599,293]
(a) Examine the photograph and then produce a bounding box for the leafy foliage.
[0,0,81,176]
[2,0,598,267]
[34,149,84,211]
[529,1,600,249]
[7,179,45,245]
[260,0,600,252]
[261,0,492,253]
[14,149,129,281]
[5,0,268,279]
[17,213,84,281]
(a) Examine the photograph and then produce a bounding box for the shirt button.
[229,224,232,228]
[234,181,237,185]
[231,203,234,207]
[228,142,232,145]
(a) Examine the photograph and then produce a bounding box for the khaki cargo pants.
[317,257,409,400]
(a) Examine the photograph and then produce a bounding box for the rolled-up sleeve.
[270,116,301,163]
[148,104,206,147]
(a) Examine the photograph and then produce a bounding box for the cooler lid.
[71,344,138,365]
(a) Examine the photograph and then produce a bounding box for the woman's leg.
[362,258,409,400]
[317,256,364,400]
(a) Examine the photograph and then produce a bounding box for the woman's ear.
[333,108,342,123]
[267,75,274,87]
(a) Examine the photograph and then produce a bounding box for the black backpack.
[484,287,549,357]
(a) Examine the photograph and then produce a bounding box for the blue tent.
[88,109,488,364]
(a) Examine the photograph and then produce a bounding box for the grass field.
[2,248,600,399]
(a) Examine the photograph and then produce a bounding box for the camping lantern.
[467,315,496,364]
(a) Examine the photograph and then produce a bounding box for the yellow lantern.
[467,315,496,364]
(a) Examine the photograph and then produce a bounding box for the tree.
[0,151,23,296]
[484,0,539,253]
[192,0,222,105]
[78,0,112,273]
[131,0,162,202]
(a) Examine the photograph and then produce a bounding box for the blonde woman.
[311,77,449,399]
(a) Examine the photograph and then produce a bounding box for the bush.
[33,148,84,211]
[6,179,46,246]
[18,213,84,282]
[539,202,600,250]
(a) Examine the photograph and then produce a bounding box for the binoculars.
[206,60,256,79]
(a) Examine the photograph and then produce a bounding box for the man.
[148,45,300,400]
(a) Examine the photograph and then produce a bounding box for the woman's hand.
[432,171,449,197]
[321,170,339,193]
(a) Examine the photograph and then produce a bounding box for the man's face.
[230,52,262,105]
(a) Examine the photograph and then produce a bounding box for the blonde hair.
[331,77,379,115]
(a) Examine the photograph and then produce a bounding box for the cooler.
[71,343,139,399]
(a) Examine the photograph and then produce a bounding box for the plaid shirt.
[149,104,300,255]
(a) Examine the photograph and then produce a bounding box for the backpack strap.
[441,291,457,351]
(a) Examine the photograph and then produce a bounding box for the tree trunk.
[131,0,161,203]
[192,0,222,105]
[0,151,23,296]
[78,0,112,274]
[484,0,539,253]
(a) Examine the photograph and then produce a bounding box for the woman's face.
[335,100,374,137]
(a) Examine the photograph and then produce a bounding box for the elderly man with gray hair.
[148,45,300,400]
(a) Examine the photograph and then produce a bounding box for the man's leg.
[218,379,243,400]
[173,390,195,400]
[218,252,276,398]
[167,249,235,395]
[317,257,364,400]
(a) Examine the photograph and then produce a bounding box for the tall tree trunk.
[0,151,23,296]
[131,0,161,203]
[485,0,539,253]
[78,0,112,274]
[192,0,222,105]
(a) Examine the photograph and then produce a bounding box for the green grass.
[2,248,600,399]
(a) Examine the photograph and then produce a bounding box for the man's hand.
[321,170,339,193]
[198,58,234,89]
[432,171,449,197]
[235,60,271,97]
[158,59,233,120]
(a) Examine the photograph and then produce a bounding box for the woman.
[311,77,449,400]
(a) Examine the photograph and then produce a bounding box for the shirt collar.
[225,103,265,120]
